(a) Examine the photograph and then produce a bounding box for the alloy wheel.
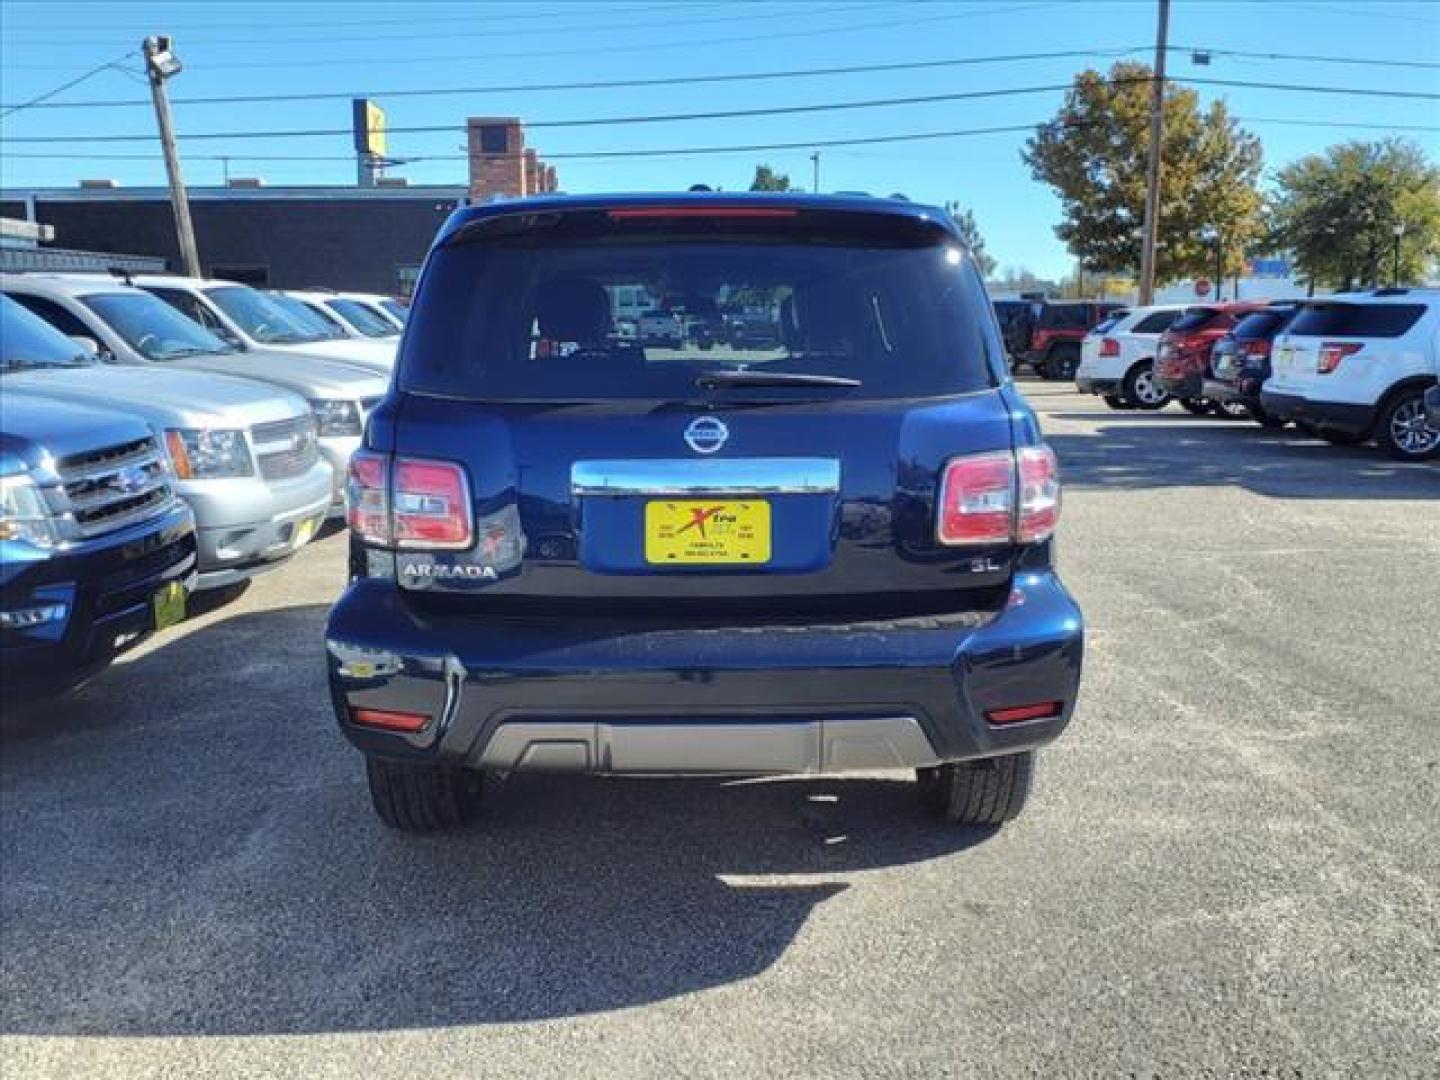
[1390,397,1440,456]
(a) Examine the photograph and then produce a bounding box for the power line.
[0,77,1146,144]
[0,51,137,119]
[2,115,1434,169]
[1174,45,1440,71]
[0,47,1149,112]
[4,73,1437,146]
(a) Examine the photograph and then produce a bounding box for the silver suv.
[1,274,387,510]
[1,295,331,590]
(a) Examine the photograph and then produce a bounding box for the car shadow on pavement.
[1047,419,1439,500]
[0,604,993,1037]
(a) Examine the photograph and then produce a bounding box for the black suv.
[326,193,1084,832]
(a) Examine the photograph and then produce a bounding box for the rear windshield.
[1132,310,1181,334]
[1286,303,1425,339]
[401,213,1000,402]
[1232,308,1296,340]
[1169,308,1220,333]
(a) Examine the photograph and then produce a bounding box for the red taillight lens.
[351,707,430,733]
[1244,340,1272,359]
[346,452,473,550]
[1016,444,1061,543]
[346,450,389,543]
[1099,337,1120,358]
[393,458,472,549]
[986,701,1063,725]
[1317,342,1362,374]
[937,445,1060,546]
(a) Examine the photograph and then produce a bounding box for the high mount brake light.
[346,451,473,550]
[1317,342,1363,374]
[606,207,798,220]
[937,445,1060,546]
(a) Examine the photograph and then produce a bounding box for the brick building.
[466,117,559,200]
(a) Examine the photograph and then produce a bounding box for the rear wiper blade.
[696,370,861,389]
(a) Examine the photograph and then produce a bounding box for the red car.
[1153,303,1266,412]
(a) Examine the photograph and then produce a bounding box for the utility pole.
[143,35,200,278]
[1137,0,1170,306]
[810,151,821,194]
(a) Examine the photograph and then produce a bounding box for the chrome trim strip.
[571,458,840,498]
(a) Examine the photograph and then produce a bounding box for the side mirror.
[68,335,101,357]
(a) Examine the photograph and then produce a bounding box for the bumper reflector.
[351,707,430,733]
[985,701,1062,725]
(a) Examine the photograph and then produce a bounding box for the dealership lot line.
[2,383,1437,1078]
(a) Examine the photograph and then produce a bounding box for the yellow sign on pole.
[352,99,386,157]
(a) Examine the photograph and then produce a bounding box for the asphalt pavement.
[2,383,1437,1078]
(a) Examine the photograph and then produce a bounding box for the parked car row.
[1,272,407,696]
[997,299,1126,380]
[1073,289,1440,461]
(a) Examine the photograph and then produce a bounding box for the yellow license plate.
[151,581,186,632]
[292,515,320,550]
[644,500,771,565]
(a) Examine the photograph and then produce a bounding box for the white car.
[1074,304,1186,410]
[283,290,402,341]
[125,274,397,375]
[1,274,387,508]
[1263,289,1440,461]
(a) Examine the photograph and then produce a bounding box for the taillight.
[345,451,473,550]
[937,445,1060,546]
[393,458,472,549]
[1244,340,1272,359]
[1016,445,1060,542]
[1317,342,1362,374]
[346,450,389,543]
[1099,337,1120,357]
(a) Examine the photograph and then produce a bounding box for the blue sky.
[2,0,1437,279]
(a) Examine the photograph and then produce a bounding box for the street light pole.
[810,151,820,194]
[143,35,200,278]
[1138,0,1170,306]
[1393,223,1406,287]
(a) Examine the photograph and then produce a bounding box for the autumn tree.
[749,164,792,192]
[944,203,998,278]
[1022,62,1264,284]
[1270,139,1440,290]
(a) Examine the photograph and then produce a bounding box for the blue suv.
[325,193,1084,831]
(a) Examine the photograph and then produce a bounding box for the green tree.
[1022,62,1264,284]
[945,203,998,278]
[749,164,792,192]
[1270,139,1440,290]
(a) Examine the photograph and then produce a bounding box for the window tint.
[1286,303,1426,339]
[268,293,345,338]
[402,224,998,402]
[5,293,93,338]
[327,298,396,338]
[204,285,328,345]
[380,298,409,324]
[0,295,97,369]
[1132,310,1181,334]
[149,287,223,331]
[1169,308,1219,333]
[1232,308,1294,340]
[83,292,232,360]
[1038,304,1090,330]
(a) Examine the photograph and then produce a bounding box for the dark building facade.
[0,185,467,295]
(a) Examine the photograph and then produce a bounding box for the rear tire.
[917,752,1034,826]
[365,756,484,832]
[1102,394,1133,410]
[1122,361,1169,410]
[1374,388,1440,461]
[1180,398,1210,416]
[1044,345,1081,381]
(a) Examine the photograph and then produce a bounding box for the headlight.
[309,399,362,437]
[0,474,60,548]
[164,429,253,479]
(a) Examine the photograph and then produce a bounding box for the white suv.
[1074,304,1186,409]
[1262,289,1440,461]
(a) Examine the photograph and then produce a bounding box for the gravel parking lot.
[3,382,1436,1078]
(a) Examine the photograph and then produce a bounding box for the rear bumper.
[1155,370,1203,398]
[1260,391,1375,437]
[324,571,1084,774]
[1075,376,1121,396]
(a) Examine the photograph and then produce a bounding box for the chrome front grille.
[251,415,319,481]
[53,436,174,539]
